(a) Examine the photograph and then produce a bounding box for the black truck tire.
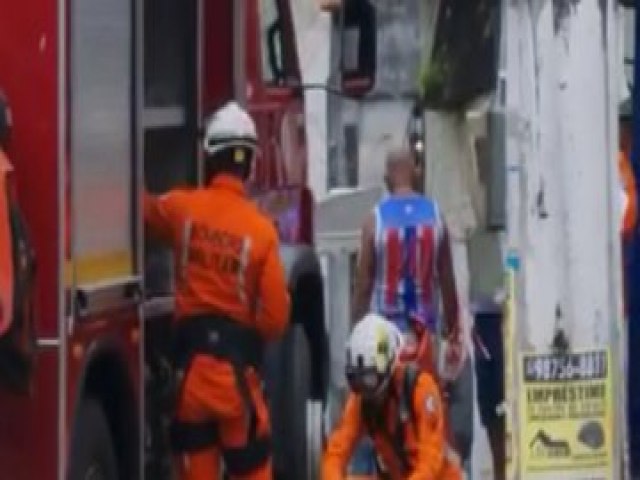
[68,399,118,480]
[265,324,314,480]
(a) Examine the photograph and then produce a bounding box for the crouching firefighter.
[322,313,462,480]
[144,101,290,480]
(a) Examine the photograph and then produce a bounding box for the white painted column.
[504,1,623,478]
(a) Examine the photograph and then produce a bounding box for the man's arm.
[351,213,376,324]
[436,222,461,342]
[322,394,364,479]
[255,228,291,341]
[407,374,447,480]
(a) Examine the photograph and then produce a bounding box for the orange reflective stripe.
[180,219,193,282]
[236,236,252,306]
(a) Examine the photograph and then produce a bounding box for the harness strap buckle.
[222,435,271,476]
[170,420,218,453]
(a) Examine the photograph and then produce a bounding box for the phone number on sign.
[523,351,607,382]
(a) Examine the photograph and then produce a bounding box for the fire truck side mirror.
[338,0,376,98]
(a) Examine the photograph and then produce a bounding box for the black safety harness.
[169,314,270,476]
[361,364,420,477]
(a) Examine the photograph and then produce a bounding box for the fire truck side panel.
[68,0,135,283]
[0,0,60,337]
[246,0,309,191]
[202,0,234,113]
[63,0,142,477]
[66,308,142,480]
[0,0,61,476]
[0,353,59,479]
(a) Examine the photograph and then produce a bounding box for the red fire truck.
[0,0,376,478]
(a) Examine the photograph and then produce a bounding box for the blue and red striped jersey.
[370,193,444,333]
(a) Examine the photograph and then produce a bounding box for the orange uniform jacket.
[620,150,638,240]
[322,367,462,480]
[143,174,290,339]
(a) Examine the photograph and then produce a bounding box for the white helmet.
[202,101,258,157]
[345,313,404,398]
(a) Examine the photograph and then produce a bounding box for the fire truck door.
[68,0,139,313]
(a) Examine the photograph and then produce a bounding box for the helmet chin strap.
[364,362,394,403]
[372,376,391,401]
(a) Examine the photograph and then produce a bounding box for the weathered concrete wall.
[504,1,623,478]
[424,106,502,480]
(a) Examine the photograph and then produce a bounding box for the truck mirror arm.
[293,83,351,98]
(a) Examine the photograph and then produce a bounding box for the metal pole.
[408,101,426,194]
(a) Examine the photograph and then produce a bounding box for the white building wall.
[504,1,623,478]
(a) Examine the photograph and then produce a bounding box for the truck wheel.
[266,324,321,480]
[68,399,118,480]
[306,399,324,480]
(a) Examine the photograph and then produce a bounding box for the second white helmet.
[202,101,258,157]
[345,313,404,397]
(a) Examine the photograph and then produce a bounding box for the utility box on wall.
[486,110,506,230]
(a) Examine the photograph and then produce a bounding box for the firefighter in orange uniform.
[144,102,290,480]
[323,313,462,480]
[620,149,637,238]
[619,111,638,320]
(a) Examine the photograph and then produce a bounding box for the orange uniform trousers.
[174,355,272,480]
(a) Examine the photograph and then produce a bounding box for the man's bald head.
[384,147,420,192]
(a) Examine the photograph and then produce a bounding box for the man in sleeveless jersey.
[349,148,469,477]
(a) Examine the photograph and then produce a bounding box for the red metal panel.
[245,1,261,102]
[202,0,234,114]
[66,311,142,410]
[66,310,142,448]
[0,352,59,479]
[0,0,60,337]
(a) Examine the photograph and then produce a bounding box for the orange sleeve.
[143,189,185,244]
[436,222,461,342]
[322,394,363,480]
[620,152,638,238]
[255,224,290,340]
[407,374,446,480]
[351,212,376,324]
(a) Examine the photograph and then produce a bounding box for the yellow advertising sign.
[518,350,613,480]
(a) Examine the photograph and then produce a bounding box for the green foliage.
[417,0,499,112]
[418,51,453,109]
